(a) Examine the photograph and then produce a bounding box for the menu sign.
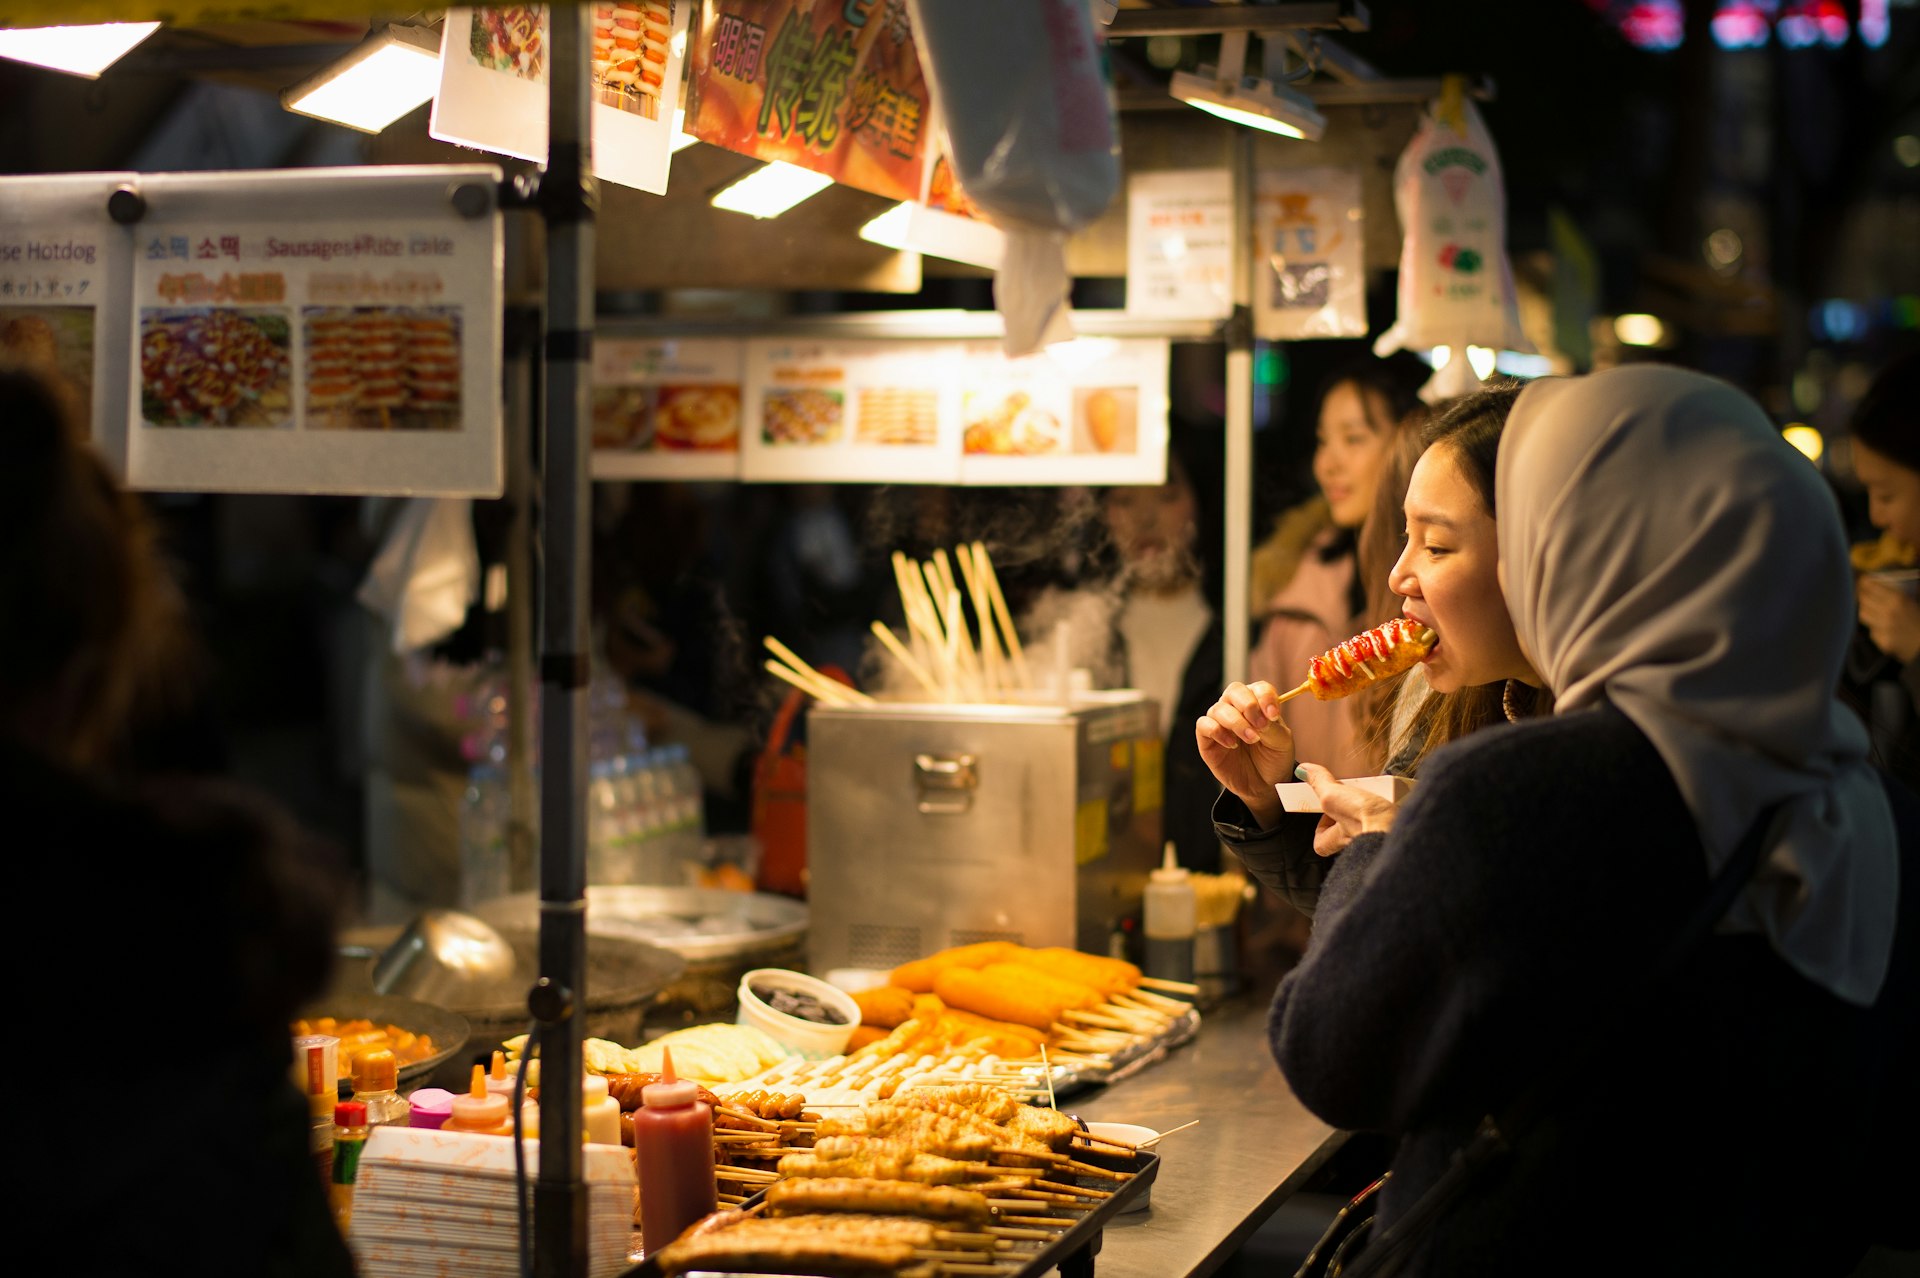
[1253,167,1367,341]
[957,337,1169,487]
[1126,169,1232,321]
[686,0,931,202]
[125,168,504,497]
[740,338,961,483]
[432,4,691,196]
[592,336,745,480]
[0,174,135,475]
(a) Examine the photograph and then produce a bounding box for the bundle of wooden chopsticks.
[762,542,1035,708]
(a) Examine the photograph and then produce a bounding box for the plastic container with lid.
[351,1049,412,1129]
[634,1048,717,1253]
[736,967,860,1059]
[406,1087,455,1130]
[1143,841,1196,987]
[444,1063,514,1136]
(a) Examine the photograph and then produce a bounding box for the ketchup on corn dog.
[1280,617,1437,704]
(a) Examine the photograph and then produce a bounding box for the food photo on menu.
[303,306,462,432]
[592,384,654,451]
[854,386,939,446]
[654,383,740,450]
[1074,385,1138,454]
[962,387,1064,456]
[763,387,844,446]
[592,1,673,119]
[0,307,93,426]
[470,5,544,79]
[140,308,293,429]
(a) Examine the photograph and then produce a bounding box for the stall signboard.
[1253,167,1367,341]
[592,336,745,480]
[958,337,1169,487]
[740,337,961,484]
[0,174,136,477]
[433,4,691,196]
[685,0,931,202]
[1125,169,1232,322]
[125,166,504,498]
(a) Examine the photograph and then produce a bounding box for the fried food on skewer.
[1279,617,1436,704]
[816,1104,997,1161]
[764,1178,993,1226]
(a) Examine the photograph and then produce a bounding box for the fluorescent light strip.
[858,202,915,249]
[1182,96,1309,139]
[0,21,159,78]
[284,37,440,134]
[710,161,834,219]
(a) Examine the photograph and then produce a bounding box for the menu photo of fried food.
[141,309,292,429]
[304,307,462,432]
[471,5,545,79]
[763,387,844,446]
[656,383,741,450]
[592,1,672,119]
[1074,386,1139,455]
[855,387,938,446]
[962,388,1063,456]
[0,307,93,428]
[593,385,654,451]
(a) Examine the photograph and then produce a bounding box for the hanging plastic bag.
[1374,88,1533,401]
[906,0,1120,357]
[357,497,481,654]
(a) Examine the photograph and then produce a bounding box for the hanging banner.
[1253,167,1367,341]
[592,336,745,480]
[739,337,961,484]
[1125,169,1232,322]
[0,173,136,478]
[432,4,690,196]
[958,336,1168,487]
[124,166,504,498]
[685,0,931,202]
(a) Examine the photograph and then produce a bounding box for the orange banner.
[685,0,931,203]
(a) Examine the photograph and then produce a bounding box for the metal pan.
[295,991,471,1088]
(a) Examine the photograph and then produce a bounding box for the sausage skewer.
[1275,618,1437,704]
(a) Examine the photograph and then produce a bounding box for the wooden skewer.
[986,1227,1056,1241]
[713,1164,782,1182]
[939,1264,1019,1275]
[1138,977,1202,995]
[715,1106,782,1129]
[1275,679,1313,704]
[712,1129,784,1143]
[974,541,1030,690]
[1059,1160,1130,1182]
[764,657,857,706]
[1072,1133,1140,1154]
[997,1188,1095,1208]
[934,1232,999,1249]
[992,1214,1073,1229]
[1124,987,1193,1014]
[871,619,941,698]
[992,1147,1067,1164]
[717,1192,750,1205]
[765,636,875,704]
[916,1250,1002,1264]
[1063,1010,1141,1032]
[1140,1118,1201,1147]
[954,543,1002,698]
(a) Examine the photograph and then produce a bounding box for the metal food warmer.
[805,691,1164,973]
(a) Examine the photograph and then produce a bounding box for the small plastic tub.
[1083,1122,1159,1212]
[736,968,861,1059]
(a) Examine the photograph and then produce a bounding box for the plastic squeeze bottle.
[634,1047,717,1253]
[329,1101,369,1235]
[582,1073,622,1146]
[444,1063,514,1136]
[1143,841,1197,988]
[351,1049,412,1129]
[483,1049,517,1100]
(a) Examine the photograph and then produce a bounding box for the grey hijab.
[1497,365,1897,1006]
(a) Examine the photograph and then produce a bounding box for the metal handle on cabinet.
[913,753,978,815]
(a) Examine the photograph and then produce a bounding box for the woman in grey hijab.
[1271,366,1915,1276]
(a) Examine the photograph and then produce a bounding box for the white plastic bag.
[358,498,481,655]
[1374,98,1532,400]
[906,0,1120,356]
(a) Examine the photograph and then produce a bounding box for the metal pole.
[534,5,596,1277]
[1223,131,1255,684]
[505,301,539,897]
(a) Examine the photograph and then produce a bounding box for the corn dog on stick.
[890,941,1025,994]
[933,967,1075,1032]
[1016,947,1142,998]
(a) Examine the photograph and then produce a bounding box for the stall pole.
[1223,131,1256,683]
[534,5,596,1277]
[505,300,539,896]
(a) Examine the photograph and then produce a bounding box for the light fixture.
[710,161,834,219]
[1613,313,1667,347]
[858,203,915,250]
[281,25,442,135]
[1169,30,1324,140]
[0,21,159,78]
[1782,424,1824,463]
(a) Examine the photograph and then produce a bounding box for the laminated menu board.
[739,338,961,484]
[1126,169,1232,322]
[592,336,746,480]
[958,337,1169,487]
[685,0,931,201]
[0,174,136,477]
[432,4,691,196]
[124,166,504,497]
[1253,168,1367,341]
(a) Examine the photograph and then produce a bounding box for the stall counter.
[1071,997,1346,1278]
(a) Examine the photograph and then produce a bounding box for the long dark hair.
[1385,379,1553,771]
[1850,349,1919,471]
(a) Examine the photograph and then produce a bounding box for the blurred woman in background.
[1844,349,1920,782]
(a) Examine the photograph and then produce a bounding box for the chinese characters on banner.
[125,167,504,497]
[1125,169,1232,322]
[0,174,136,473]
[687,0,931,201]
[592,337,745,481]
[432,4,691,196]
[1253,168,1367,341]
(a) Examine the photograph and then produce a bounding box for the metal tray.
[619,1146,1161,1278]
[294,991,470,1087]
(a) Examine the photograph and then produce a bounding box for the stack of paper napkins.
[349,1127,636,1278]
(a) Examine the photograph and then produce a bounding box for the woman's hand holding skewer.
[1195,681,1295,830]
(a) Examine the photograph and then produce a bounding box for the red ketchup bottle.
[633,1047,717,1254]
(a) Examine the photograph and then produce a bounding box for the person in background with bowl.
[1844,349,1920,782]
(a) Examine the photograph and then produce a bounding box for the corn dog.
[1280,618,1437,703]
